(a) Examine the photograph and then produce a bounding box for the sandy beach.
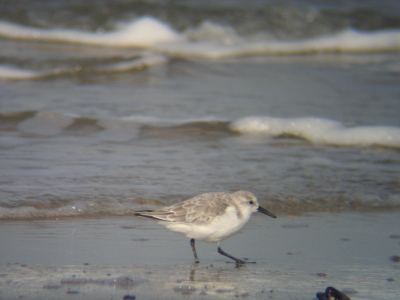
[1,212,399,299]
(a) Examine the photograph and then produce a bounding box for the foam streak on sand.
[230,116,400,147]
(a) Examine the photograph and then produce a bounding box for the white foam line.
[156,28,400,58]
[0,16,183,48]
[230,116,400,147]
[0,65,47,80]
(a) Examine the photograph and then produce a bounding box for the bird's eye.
[249,201,254,205]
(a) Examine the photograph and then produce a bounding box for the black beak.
[258,206,277,218]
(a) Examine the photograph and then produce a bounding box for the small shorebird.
[134,190,277,264]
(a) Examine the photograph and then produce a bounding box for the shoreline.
[0,212,399,299]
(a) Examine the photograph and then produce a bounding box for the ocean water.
[0,0,399,220]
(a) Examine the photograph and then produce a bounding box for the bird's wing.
[135,192,231,225]
[173,192,231,224]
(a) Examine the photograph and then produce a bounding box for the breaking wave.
[230,116,400,148]
[0,16,399,55]
[0,16,399,80]
[0,16,183,48]
[2,111,400,148]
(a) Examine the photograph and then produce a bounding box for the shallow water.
[0,0,400,220]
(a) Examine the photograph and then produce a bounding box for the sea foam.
[156,28,400,58]
[0,17,399,57]
[0,16,183,48]
[0,65,47,80]
[230,117,400,147]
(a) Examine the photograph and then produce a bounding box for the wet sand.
[0,212,399,299]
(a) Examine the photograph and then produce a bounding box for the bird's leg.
[190,238,200,263]
[217,242,255,264]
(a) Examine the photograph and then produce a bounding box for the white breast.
[163,205,253,243]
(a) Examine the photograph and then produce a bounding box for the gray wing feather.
[135,192,231,225]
